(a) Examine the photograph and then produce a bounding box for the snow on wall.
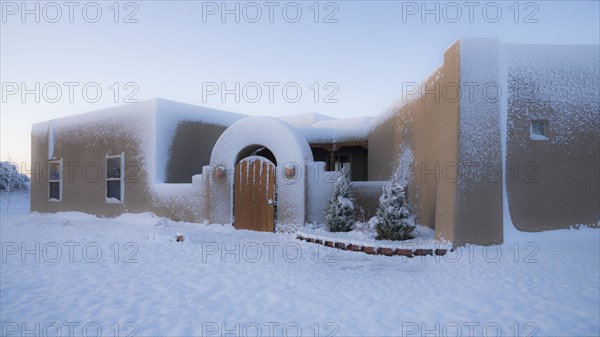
[148,182,206,221]
[307,176,391,225]
[31,121,49,138]
[149,99,249,221]
[47,120,54,160]
[48,100,156,177]
[504,43,600,145]
[305,161,341,224]
[499,41,512,237]
[392,142,414,187]
[503,43,600,231]
[46,98,155,160]
[350,180,390,221]
[31,99,215,222]
[458,38,504,188]
[153,98,246,183]
[208,116,314,227]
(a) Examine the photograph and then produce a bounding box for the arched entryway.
[207,116,314,229]
[233,156,276,231]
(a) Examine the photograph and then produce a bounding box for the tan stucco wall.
[351,181,390,220]
[505,44,600,231]
[369,39,505,245]
[368,41,462,242]
[453,38,504,245]
[30,102,209,223]
[31,106,152,217]
[369,40,598,244]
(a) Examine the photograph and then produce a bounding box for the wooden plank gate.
[233,156,276,232]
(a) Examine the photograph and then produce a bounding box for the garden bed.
[297,224,451,257]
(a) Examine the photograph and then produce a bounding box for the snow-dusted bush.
[374,183,415,241]
[324,171,355,232]
[0,162,29,191]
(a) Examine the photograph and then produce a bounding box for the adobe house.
[31,38,599,245]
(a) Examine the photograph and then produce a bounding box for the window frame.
[334,153,352,178]
[105,153,125,204]
[48,159,62,202]
[530,119,549,141]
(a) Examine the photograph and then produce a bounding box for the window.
[530,120,548,140]
[334,153,352,178]
[48,159,62,201]
[106,154,124,203]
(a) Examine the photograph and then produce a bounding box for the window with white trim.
[48,159,62,201]
[106,154,124,203]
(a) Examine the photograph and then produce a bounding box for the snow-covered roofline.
[368,38,600,131]
[35,98,373,145]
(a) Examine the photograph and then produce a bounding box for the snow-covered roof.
[35,98,373,149]
[294,126,369,144]
[152,103,373,144]
[276,112,337,127]
[314,116,373,129]
[32,98,246,134]
[276,113,372,144]
[154,98,247,127]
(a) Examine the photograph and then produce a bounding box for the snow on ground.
[1,191,599,336]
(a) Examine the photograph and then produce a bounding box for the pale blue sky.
[1,0,599,166]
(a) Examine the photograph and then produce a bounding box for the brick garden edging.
[297,234,450,258]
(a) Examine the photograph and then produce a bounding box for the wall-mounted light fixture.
[284,164,296,179]
[214,165,226,178]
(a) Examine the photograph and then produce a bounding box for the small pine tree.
[375,182,415,241]
[324,170,355,232]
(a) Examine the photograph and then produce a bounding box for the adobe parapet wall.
[504,43,600,231]
[369,39,599,245]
